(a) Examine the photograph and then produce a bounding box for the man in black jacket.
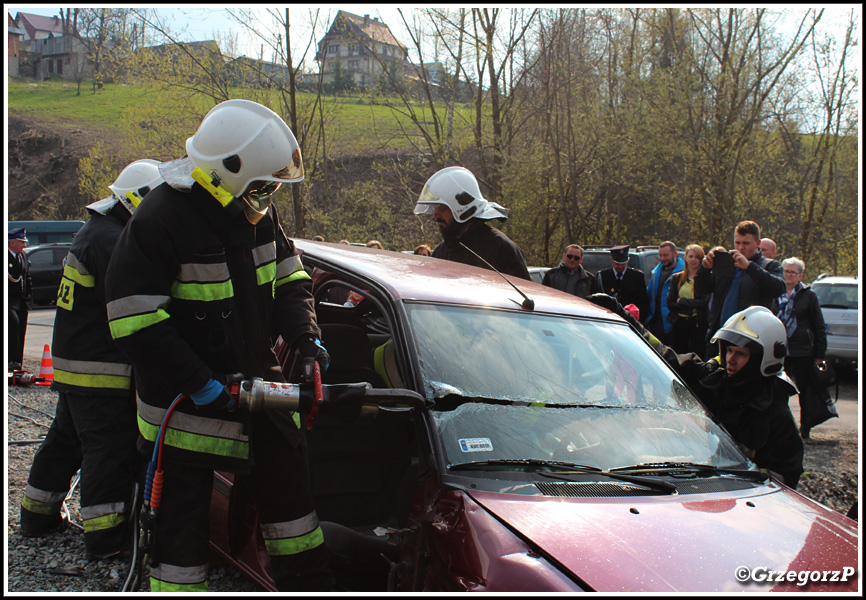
[8,227,32,370]
[542,244,600,299]
[595,245,649,321]
[696,220,785,357]
[414,166,530,280]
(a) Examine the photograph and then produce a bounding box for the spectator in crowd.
[666,244,709,357]
[595,245,649,321]
[644,241,684,344]
[541,244,600,299]
[590,295,803,489]
[759,238,777,260]
[414,166,530,280]
[8,227,32,370]
[772,257,828,439]
[366,240,383,249]
[696,220,785,357]
[312,235,325,242]
[338,240,350,245]
[413,244,432,256]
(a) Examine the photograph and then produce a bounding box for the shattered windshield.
[406,303,747,470]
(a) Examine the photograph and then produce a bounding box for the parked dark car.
[581,245,682,285]
[9,220,84,245]
[207,242,858,592]
[23,243,70,306]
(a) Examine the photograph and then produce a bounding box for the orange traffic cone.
[36,344,54,385]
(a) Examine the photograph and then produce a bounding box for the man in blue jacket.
[644,241,683,345]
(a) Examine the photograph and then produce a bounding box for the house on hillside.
[13,10,93,81]
[137,40,226,81]
[8,13,25,76]
[315,10,408,89]
[15,11,64,45]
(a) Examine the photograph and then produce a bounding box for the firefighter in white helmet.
[104,99,332,592]
[21,159,164,560]
[589,298,804,489]
[414,166,531,279]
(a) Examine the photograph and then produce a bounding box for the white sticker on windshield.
[458,437,494,453]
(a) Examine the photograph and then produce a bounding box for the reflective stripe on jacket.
[51,201,135,396]
[104,182,318,471]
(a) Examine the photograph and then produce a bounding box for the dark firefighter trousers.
[148,410,332,592]
[21,390,139,556]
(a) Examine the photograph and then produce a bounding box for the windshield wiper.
[449,459,676,495]
[610,461,769,482]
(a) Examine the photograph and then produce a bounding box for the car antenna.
[459,242,535,310]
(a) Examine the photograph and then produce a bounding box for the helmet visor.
[414,183,440,215]
[272,148,305,182]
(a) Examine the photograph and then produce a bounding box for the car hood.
[469,486,859,592]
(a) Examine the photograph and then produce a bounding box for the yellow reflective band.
[191,167,235,207]
[171,279,234,302]
[56,278,75,311]
[62,263,95,287]
[373,343,391,387]
[138,414,249,460]
[125,190,142,208]
[21,496,62,515]
[263,525,325,556]
[83,512,125,533]
[149,577,208,593]
[53,369,132,390]
[256,261,277,286]
[275,269,311,288]
[109,308,171,339]
[293,411,301,429]
[647,333,660,349]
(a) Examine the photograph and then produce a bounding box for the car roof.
[24,242,71,251]
[811,276,858,285]
[295,240,619,321]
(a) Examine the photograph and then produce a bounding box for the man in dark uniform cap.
[595,245,649,322]
[8,227,32,370]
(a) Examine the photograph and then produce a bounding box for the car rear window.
[812,283,858,309]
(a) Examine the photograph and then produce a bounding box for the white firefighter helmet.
[414,166,509,223]
[108,159,164,214]
[710,305,787,376]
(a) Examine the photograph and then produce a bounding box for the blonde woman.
[666,244,709,357]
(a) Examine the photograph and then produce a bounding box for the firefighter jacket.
[52,200,134,396]
[596,266,650,323]
[433,219,531,280]
[104,182,319,472]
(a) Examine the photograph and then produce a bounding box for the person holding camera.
[695,220,785,358]
[771,257,833,439]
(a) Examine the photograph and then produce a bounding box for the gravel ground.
[6,358,859,593]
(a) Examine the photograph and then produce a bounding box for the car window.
[637,253,659,274]
[581,254,610,275]
[813,283,858,309]
[406,303,746,471]
[25,249,55,267]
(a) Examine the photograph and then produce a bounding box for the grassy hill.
[6,78,476,156]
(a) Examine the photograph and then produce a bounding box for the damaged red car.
[208,241,859,592]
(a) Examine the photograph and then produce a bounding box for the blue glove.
[296,336,330,381]
[190,376,237,411]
